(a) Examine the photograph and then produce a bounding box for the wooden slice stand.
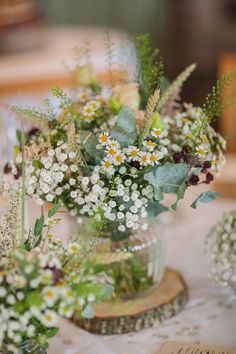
[73,268,188,335]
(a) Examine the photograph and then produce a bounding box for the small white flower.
[138,151,150,166]
[69,178,76,186]
[98,132,110,146]
[143,140,156,151]
[7,295,16,305]
[42,287,58,306]
[70,164,79,172]
[46,194,54,202]
[118,225,126,232]
[59,303,74,318]
[151,128,167,139]
[67,242,81,254]
[82,177,90,186]
[69,151,76,159]
[125,146,139,160]
[40,310,58,327]
[87,293,96,302]
[0,287,7,297]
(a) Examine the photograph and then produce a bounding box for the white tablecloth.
[46,197,236,353]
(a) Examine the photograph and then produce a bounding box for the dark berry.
[129,160,141,169]
[206,172,214,183]
[182,145,191,154]
[189,174,200,186]
[3,163,12,174]
[45,266,63,285]
[203,161,212,169]
[14,168,21,180]
[173,152,182,163]
[28,127,40,136]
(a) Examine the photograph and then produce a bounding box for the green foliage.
[145,163,191,201]
[156,63,196,112]
[203,68,236,123]
[135,33,164,108]
[191,191,222,209]
[82,303,94,318]
[146,200,168,218]
[74,282,113,302]
[111,106,137,147]
[51,87,73,110]
[48,203,61,218]
[84,133,104,162]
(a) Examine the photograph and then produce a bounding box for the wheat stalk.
[139,88,160,141]
[156,63,196,112]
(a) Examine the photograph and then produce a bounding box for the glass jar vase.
[78,218,165,299]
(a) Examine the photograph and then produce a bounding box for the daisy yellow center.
[101,135,108,143]
[141,155,147,162]
[147,141,155,147]
[108,148,116,156]
[81,94,88,100]
[85,107,92,114]
[155,130,161,136]
[91,103,98,109]
[104,161,111,168]
[46,314,53,322]
[46,290,54,298]
[131,150,138,157]
[67,290,73,297]
[198,148,206,155]
[115,155,123,162]
[150,155,157,162]
[71,245,78,252]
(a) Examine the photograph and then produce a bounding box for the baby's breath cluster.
[206,210,236,287]
[0,247,109,353]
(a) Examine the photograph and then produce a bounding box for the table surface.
[44,196,236,354]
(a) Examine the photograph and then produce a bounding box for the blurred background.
[0,0,236,195]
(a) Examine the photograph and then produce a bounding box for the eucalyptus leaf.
[82,303,94,318]
[191,191,222,209]
[45,327,59,338]
[145,163,190,200]
[84,134,104,162]
[146,200,168,218]
[171,184,187,211]
[111,106,137,147]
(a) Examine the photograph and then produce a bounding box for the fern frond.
[156,63,196,112]
[144,88,160,133]
[12,106,50,130]
[135,34,164,108]
[66,121,84,169]
[51,87,73,110]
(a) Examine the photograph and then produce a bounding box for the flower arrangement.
[0,193,112,353]
[206,210,236,288]
[2,33,233,298]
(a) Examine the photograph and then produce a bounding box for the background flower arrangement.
[206,210,236,289]
[2,33,234,298]
[0,191,113,353]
